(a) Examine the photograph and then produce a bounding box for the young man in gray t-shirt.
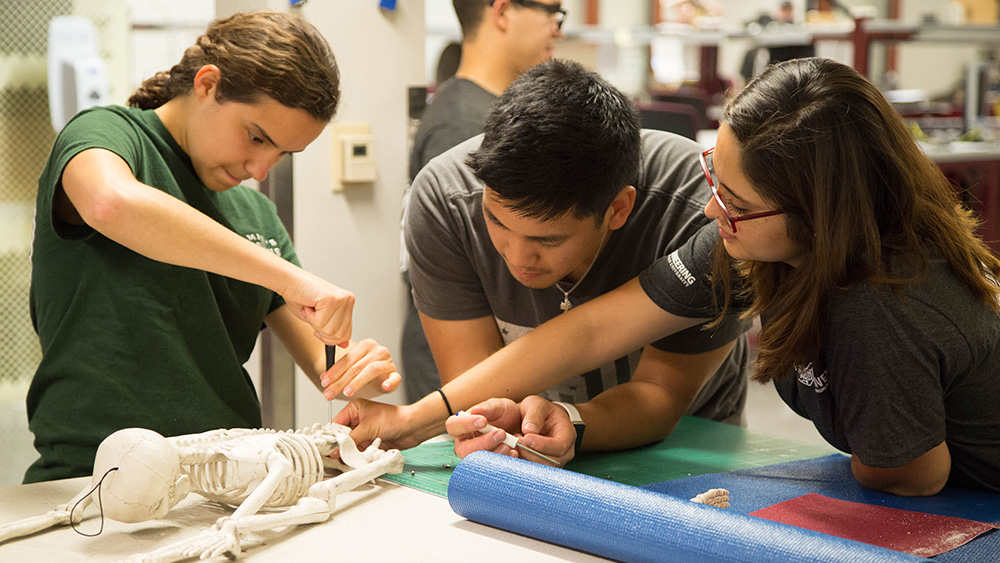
[336,60,748,453]
[401,0,564,402]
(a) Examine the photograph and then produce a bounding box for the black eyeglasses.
[492,0,567,30]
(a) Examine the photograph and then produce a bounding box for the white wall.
[896,0,983,97]
[213,2,422,426]
[292,2,424,426]
[596,0,651,97]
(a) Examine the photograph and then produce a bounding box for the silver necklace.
[555,231,607,312]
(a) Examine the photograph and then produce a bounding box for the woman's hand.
[321,339,401,399]
[282,271,355,347]
[333,399,428,451]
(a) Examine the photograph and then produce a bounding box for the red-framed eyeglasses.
[699,147,784,233]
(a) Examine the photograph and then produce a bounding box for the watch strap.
[552,401,585,453]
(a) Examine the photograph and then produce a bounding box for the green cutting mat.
[382,415,837,497]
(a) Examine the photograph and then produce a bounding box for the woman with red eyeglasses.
[438,58,999,496]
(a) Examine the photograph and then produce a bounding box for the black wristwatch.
[553,401,586,453]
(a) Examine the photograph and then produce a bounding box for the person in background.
[26,11,399,483]
[337,60,750,461]
[433,41,462,86]
[446,58,1000,495]
[777,1,795,23]
[402,0,565,402]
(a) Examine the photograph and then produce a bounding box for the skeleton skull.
[91,428,188,523]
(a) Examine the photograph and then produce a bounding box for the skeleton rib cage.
[177,428,330,507]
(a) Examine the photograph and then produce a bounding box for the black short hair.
[453,0,487,40]
[467,59,640,220]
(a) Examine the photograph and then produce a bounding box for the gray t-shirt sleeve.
[405,161,493,320]
[639,222,727,318]
[825,287,947,467]
[640,223,749,352]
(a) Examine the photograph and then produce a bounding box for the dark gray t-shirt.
[409,78,497,183]
[640,222,1000,492]
[406,130,750,420]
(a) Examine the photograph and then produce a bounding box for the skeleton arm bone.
[126,496,332,563]
[309,448,405,508]
[132,449,403,563]
[0,483,93,544]
[337,435,385,467]
[210,447,405,541]
[231,452,294,520]
[130,451,305,562]
[208,497,332,559]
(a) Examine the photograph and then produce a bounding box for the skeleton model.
[0,422,404,561]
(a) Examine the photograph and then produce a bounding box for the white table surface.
[0,475,607,562]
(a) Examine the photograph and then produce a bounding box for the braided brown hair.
[128,11,339,121]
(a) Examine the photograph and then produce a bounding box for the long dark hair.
[713,57,1000,382]
[127,11,340,121]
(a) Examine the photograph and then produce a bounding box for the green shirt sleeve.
[38,107,143,239]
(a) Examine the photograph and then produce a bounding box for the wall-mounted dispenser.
[47,16,109,132]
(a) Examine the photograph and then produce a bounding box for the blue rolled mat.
[448,451,924,562]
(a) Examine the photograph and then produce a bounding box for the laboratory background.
[1,0,998,489]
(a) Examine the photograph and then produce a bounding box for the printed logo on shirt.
[494,316,612,404]
[494,317,534,346]
[245,232,281,256]
[795,362,829,394]
[667,250,696,287]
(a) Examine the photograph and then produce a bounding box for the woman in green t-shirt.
[27,12,398,483]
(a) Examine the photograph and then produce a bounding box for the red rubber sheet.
[750,493,998,558]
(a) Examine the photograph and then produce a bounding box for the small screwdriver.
[456,411,561,465]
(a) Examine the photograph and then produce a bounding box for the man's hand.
[322,339,402,399]
[446,398,524,458]
[516,396,577,465]
[446,396,577,466]
[333,398,425,451]
[282,270,355,347]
